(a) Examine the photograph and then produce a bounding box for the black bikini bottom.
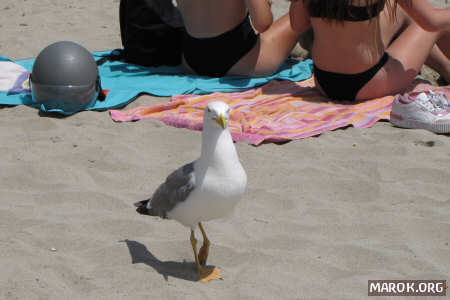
[182,15,258,77]
[314,52,389,101]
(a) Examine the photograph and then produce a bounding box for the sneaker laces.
[427,90,449,110]
[414,92,447,114]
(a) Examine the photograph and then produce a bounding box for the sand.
[1,1,449,299]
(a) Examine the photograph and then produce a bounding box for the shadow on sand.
[120,239,202,282]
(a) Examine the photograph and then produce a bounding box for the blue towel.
[0,50,313,115]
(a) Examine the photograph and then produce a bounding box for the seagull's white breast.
[167,159,246,229]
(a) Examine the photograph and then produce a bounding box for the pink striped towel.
[109,78,449,145]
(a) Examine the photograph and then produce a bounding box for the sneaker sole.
[390,118,450,134]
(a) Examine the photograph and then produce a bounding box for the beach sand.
[1,1,449,299]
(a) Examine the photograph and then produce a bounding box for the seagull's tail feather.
[134,199,157,216]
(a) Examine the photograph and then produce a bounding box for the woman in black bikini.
[176,0,309,78]
[289,0,450,101]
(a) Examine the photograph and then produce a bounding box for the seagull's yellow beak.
[215,113,227,129]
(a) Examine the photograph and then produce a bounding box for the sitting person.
[175,0,308,77]
[289,0,450,101]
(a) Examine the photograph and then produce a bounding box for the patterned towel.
[109,78,449,145]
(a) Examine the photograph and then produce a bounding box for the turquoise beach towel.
[0,50,313,115]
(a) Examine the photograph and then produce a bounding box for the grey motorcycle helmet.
[30,41,102,113]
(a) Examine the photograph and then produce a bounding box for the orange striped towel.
[109,78,448,145]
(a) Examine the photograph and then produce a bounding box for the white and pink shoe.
[428,90,449,112]
[390,91,450,133]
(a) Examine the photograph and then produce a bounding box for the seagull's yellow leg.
[190,230,221,282]
[198,222,210,266]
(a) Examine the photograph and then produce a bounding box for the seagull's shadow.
[120,239,199,282]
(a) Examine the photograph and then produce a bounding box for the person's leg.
[426,40,450,84]
[437,32,450,59]
[434,32,450,83]
[296,27,313,56]
[357,21,441,100]
[227,13,305,77]
[380,5,450,84]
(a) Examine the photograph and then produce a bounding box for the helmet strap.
[96,75,106,101]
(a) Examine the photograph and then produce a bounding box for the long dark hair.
[303,0,402,22]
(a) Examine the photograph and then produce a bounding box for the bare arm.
[245,0,273,33]
[289,0,311,33]
[398,0,450,31]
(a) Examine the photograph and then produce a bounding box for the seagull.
[134,101,247,282]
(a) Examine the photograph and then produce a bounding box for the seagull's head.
[204,102,230,130]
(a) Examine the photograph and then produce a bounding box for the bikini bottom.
[182,15,258,77]
[313,52,389,101]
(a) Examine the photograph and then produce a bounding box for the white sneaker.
[428,90,449,111]
[390,92,450,133]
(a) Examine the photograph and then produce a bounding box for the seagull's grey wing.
[136,161,196,218]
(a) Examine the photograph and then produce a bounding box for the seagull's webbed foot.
[196,265,222,282]
[190,229,222,282]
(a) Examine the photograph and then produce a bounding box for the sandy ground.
[1,1,449,299]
